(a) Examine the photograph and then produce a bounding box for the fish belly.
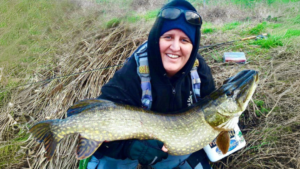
[59,106,220,156]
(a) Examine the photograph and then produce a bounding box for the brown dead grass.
[197,0,285,25]
[131,0,165,11]
[0,23,150,169]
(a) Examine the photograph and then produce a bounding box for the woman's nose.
[170,39,180,51]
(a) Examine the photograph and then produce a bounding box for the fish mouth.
[220,70,259,112]
[223,70,258,89]
[204,70,259,130]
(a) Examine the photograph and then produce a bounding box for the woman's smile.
[166,53,179,59]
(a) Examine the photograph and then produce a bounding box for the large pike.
[30,70,259,160]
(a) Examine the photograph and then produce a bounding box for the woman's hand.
[126,140,168,165]
[162,145,168,152]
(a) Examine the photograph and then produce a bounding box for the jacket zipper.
[171,86,176,110]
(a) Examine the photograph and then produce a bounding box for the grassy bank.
[1,0,300,168]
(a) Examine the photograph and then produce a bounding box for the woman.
[88,0,215,168]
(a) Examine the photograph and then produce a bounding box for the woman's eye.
[182,38,190,43]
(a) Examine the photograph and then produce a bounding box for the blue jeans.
[87,154,208,169]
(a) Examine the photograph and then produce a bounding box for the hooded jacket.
[95,0,216,160]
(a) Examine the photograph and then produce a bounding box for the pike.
[30,70,259,160]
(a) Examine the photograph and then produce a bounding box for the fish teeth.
[167,54,179,58]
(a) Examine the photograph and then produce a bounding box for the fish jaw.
[216,116,239,131]
[204,96,242,130]
[204,70,259,131]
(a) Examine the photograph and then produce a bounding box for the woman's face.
[159,29,193,77]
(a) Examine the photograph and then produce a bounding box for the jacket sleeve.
[95,56,142,159]
[196,54,216,98]
[97,57,141,106]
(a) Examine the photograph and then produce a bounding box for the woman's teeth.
[167,54,179,58]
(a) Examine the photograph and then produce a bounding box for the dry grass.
[0,23,150,169]
[1,0,300,169]
[130,0,165,11]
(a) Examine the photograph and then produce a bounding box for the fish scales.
[49,104,222,155]
[29,70,259,160]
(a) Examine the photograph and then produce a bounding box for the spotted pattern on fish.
[29,70,259,160]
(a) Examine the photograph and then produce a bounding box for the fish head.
[221,69,259,114]
[205,70,259,131]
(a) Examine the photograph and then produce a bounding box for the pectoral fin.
[216,131,230,154]
[76,136,103,160]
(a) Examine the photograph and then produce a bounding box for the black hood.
[147,0,201,83]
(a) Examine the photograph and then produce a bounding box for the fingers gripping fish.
[29,70,259,160]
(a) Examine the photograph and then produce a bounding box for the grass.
[250,36,283,48]
[211,51,223,62]
[143,9,160,20]
[271,23,283,28]
[249,22,267,35]
[294,15,300,23]
[0,0,75,83]
[202,28,217,34]
[222,21,241,31]
[2,0,300,168]
[106,18,121,28]
[0,127,30,168]
[0,81,16,107]
[126,9,159,23]
[222,0,300,7]
[202,22,217,34]
[254,99,270,117]
[0,0,83,109]
[283,29,300,38]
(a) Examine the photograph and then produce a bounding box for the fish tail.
[29,120,63,160]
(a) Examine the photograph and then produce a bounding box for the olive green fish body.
[30,70,259,160]
[50,104,220,156]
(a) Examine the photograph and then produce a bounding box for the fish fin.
[216,131,230,154]
[76,136,103,160]
[67,99,114,117]
[29,120,63,160]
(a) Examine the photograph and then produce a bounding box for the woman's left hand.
[162,145,168,152]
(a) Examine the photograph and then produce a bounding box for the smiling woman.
[86,0,216,169]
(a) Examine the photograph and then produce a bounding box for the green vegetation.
[125,9,159,23]
[143,9,159,20]
[249,22,267,35]
[126,15,140,23]
[246,142,269,151]
[106,18,121,28]
[284,29,300,38]
[202,28,217,34]
[0,82,15,107]
[294,15,300,23]
[0,127,30,167]
[211,52,223,62]
[0,0,77,84]
[250,36,283,48]
[271,23,283,28]
[217,0,300,7]
[222,22,241,31]
[254,99,270,117]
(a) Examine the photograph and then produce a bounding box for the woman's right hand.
[126,140,168,165]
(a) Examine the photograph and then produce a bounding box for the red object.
[223,52,246,63]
